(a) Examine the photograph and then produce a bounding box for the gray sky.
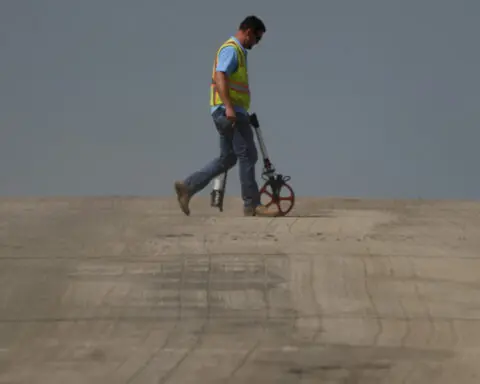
[1,0,479,199]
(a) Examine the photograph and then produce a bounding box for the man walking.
[174,15,276,217]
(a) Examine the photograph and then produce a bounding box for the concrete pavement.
[1,196,480,383]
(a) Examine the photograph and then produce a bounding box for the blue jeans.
[183,109,260,207]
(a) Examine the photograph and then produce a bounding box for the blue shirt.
[211,36,248,116]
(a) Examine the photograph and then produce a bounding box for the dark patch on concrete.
[252,342,453,382]
[289,361,391,374]
[287,212,335,218]
[287,361,391,382]
[90,348,106,362]
[157,233,194,238]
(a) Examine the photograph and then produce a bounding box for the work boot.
[174,181,191,216]
[243,204,278,217]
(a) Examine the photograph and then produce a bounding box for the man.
[173,15,276,217]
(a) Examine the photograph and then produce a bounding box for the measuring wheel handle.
[249,113,260,128]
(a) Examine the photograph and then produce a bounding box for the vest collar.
[229,36,248,57]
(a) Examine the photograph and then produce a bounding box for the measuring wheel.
[259,174,295,216]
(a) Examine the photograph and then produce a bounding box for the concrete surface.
[1,196,480,383]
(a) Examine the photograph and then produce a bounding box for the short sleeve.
[215,46,238,76]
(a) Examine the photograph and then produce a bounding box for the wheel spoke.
[263,190,273,198]
[259,180,295,216]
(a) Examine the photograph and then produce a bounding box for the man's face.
[244,28,264,50]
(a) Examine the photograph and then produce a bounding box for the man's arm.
[214,46,238,110]
[215,72,233,110]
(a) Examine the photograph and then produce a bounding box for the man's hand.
[225,105,236,124]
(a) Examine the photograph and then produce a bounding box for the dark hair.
[239,15,266,34]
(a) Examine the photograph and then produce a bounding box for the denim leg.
[183,115,237,196]
[231,115,261,207]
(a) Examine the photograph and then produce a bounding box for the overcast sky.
[1,0,479,199]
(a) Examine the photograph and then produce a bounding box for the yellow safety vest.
[210,38,250,111]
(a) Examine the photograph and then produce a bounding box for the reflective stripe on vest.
[211,79,249,94]
[210,38,250,110]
